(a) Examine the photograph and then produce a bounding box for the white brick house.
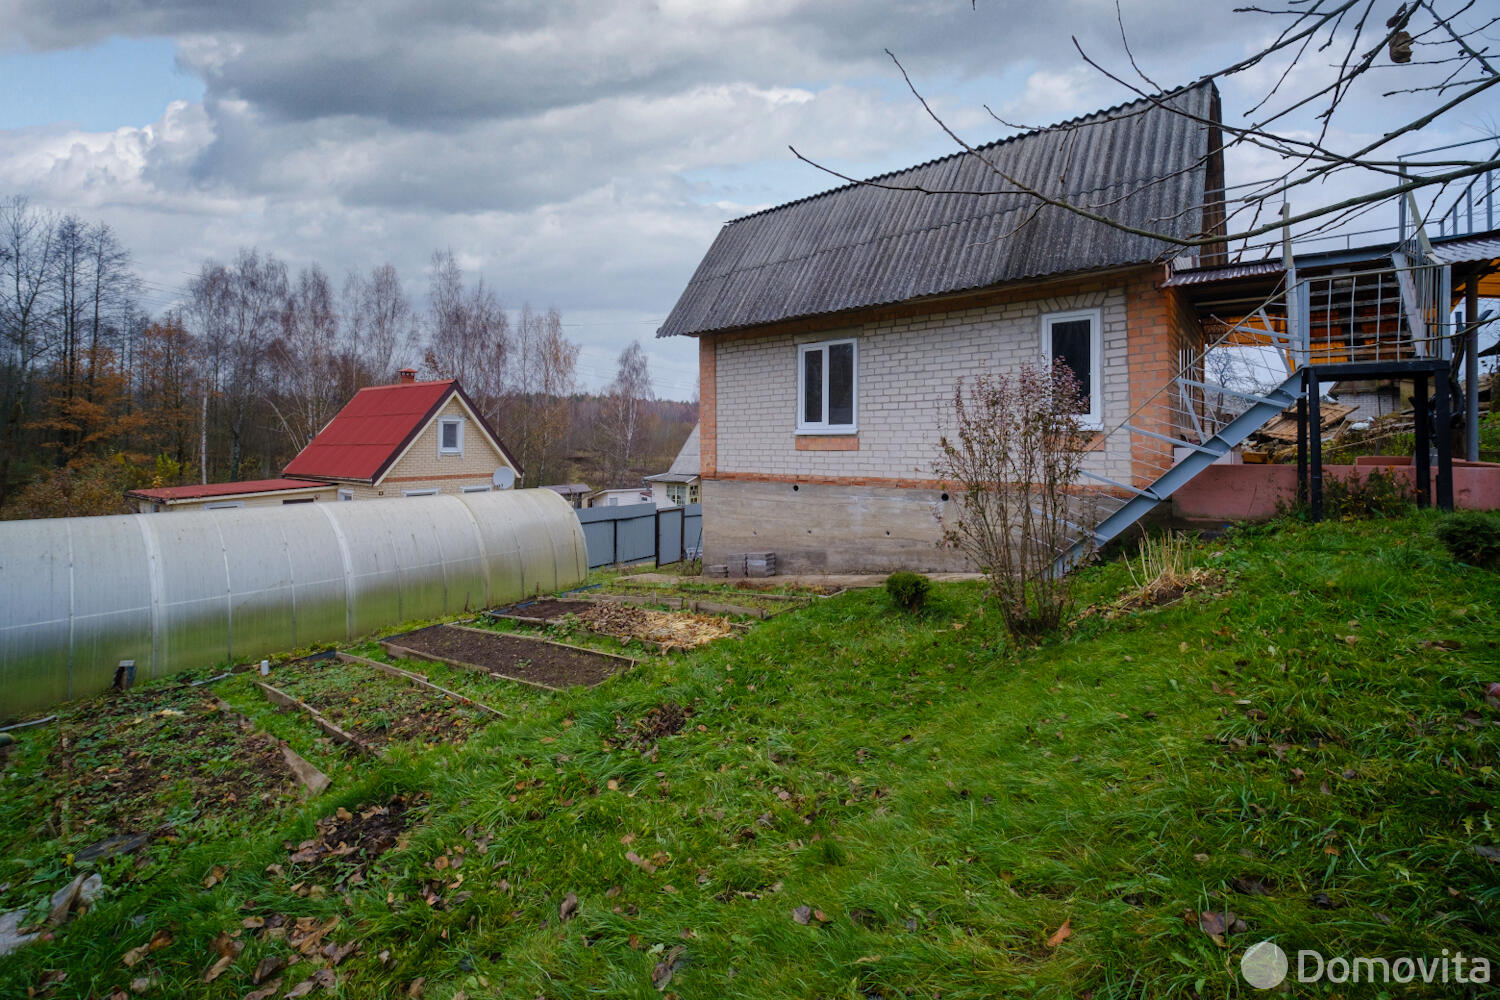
[657,84,1224,572]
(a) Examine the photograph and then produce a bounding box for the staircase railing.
[1056,256,1454,566]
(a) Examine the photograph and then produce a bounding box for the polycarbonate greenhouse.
[0,489,588,718]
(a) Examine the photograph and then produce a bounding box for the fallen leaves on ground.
[1189,909,1247,948]
[284,968,336,998]
[282,795,419,883]
[651,945,686,990]
[251,954,284,985]
[242,979,282,1000]
[575,604,733,650]
[200,932,244,982]
[121,929,172,968]
[1046,918,1072,948]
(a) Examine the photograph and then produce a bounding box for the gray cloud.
[5,0,1469,396]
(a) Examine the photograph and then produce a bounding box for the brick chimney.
[396,368,418,384]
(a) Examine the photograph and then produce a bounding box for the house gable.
[283,379,521,491]
[375,392,519,491]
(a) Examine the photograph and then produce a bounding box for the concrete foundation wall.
[703,478,975,573]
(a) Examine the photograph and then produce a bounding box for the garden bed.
[0,686,303,911]
[260,655,492,752]
[567,602,737,651]
[383,624,633,690]
[489,598,599,625]
[595,587,814,618]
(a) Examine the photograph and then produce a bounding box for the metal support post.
[1466,277,1480,462]
[1307,369,1322,522]
[1435,373,1454,512]
[1296,375,1308,507]
[1414,374,1431,509]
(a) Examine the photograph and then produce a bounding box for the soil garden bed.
[490,598,599,624]
[594,587,813,618]
[384,624,632,690]
[263,656,491,753]
[0,686,302,911]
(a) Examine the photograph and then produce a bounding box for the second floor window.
[797,339,857,432]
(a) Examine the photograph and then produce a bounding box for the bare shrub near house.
[935,361,1094,638]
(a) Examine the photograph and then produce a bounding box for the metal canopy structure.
[1057,222,1498,572]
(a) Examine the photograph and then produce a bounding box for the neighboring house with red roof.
[127,371,523,513]
[126,478,337,513]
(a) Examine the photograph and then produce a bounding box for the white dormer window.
[439,417,464,456]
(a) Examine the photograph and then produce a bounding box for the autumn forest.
[0,196,696,519]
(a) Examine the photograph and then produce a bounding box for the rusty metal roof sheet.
[1163,260,1284,286]
[659,82,1221,338]
[1427,233,1500,265]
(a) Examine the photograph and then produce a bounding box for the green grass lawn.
[1,512,1497,998]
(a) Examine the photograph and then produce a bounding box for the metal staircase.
[1055,254,1455,572]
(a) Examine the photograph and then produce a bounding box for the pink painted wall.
[1171,461,1500,521]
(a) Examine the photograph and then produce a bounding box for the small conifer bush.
[886,571,932,612]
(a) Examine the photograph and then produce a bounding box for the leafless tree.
[342,263,418,384]
[506,304,579,487]
[0,197,59,502]
[423,249,510,416]
[187,249,288,481]
[793,1,1499,256]
[597,339,657,487]
[269,264,347,452]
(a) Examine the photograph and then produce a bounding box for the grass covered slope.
[1,514,1497,998]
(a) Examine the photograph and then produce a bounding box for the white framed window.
[403,488,439,497]
[1041,308,1103,428]
[461,484,491,493]
[338,489,353,502]
[796,338,857,433]
[438,417,464,455]
[205,501,243,510]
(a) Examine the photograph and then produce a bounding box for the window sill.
[795,433,859,452]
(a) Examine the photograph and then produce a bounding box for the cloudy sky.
[1,1,1494,398]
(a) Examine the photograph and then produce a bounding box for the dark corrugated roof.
[659,82,1221,338]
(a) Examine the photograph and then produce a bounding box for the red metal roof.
[127,478,326,502]
[282,379,457,483]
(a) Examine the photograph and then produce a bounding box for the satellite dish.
[492,467,516,490]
